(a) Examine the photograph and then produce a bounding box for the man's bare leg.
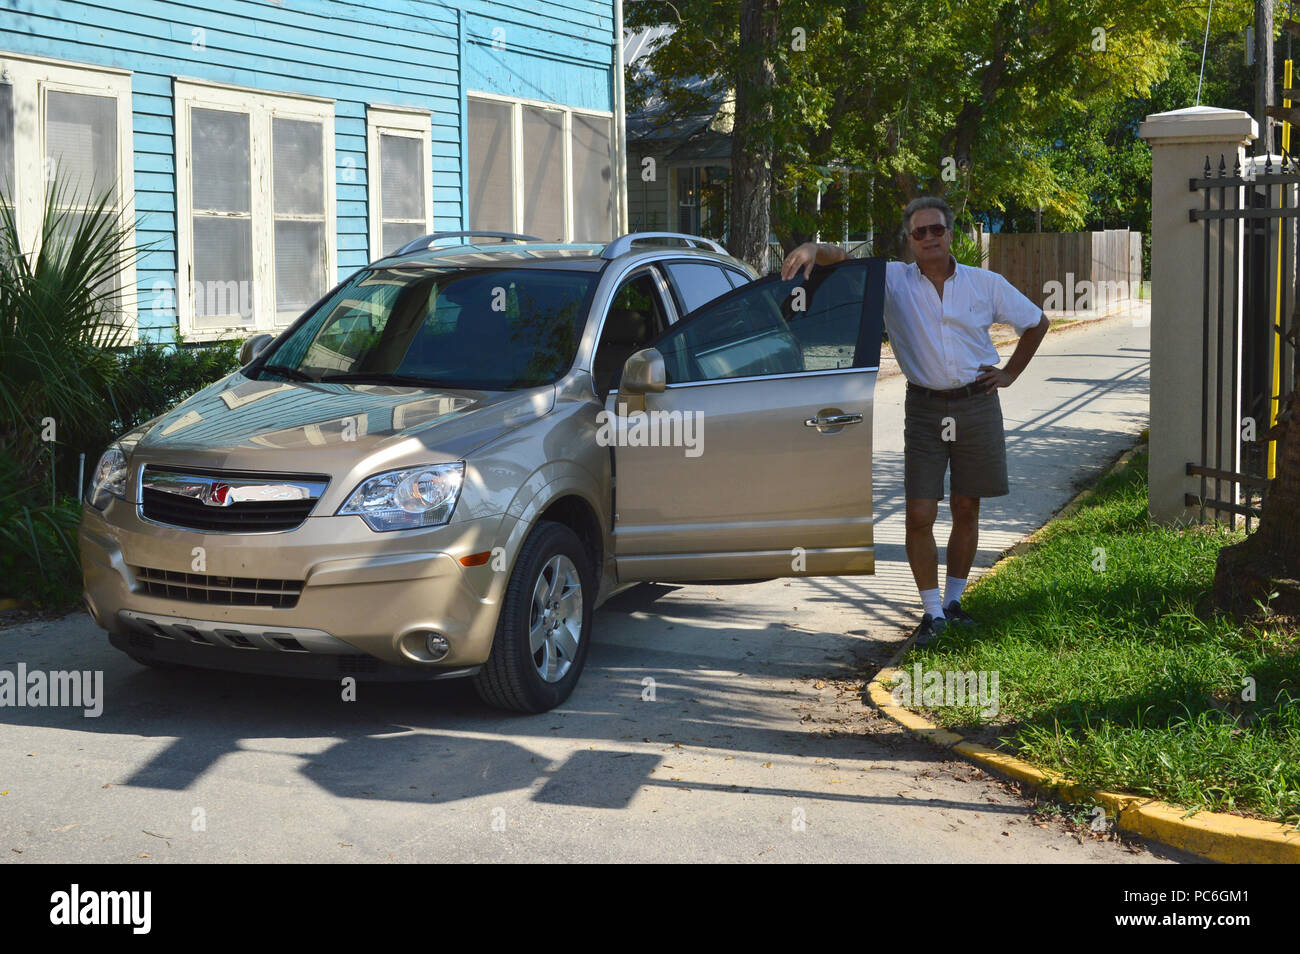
[944,493,980,612]
[946,494,980,579]
[905,498,944,622]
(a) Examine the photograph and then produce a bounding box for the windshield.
[256,266,596,389]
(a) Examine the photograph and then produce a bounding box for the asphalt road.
[1,307,1192,863]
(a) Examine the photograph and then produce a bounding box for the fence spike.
[1219,154,1227,176]
[1266,152,1274,174]
[1233,154,1242,177]
[1205,155,1213,176]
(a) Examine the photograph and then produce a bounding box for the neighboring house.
[0,0,628,343]
[623,27,871,262]
[623,26,730,239]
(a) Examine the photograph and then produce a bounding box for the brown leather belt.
[906,381,984,400]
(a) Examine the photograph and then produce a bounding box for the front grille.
[133,566,304,608]
[141,487,318,532]
[138,466,328,533]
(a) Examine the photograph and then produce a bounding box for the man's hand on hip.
[975,364,1014,394]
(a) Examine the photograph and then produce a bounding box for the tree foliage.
[626,0,1259,255]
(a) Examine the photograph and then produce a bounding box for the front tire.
[473,521,594,713]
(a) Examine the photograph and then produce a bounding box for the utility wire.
[1197,0,1214,106]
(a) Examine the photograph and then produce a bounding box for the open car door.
[607,258,885,582]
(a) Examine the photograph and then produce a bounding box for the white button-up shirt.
[884,258,1043,390]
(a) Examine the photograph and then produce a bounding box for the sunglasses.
[909,223,949,240]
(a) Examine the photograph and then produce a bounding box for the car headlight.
[86,446,128,511]
[338,462,464,531]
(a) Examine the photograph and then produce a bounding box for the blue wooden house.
[0,0,627,342]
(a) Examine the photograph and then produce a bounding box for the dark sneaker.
[944,601,976,626]
[913,613,947,647]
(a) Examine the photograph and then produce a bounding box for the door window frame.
[592,264,674,398]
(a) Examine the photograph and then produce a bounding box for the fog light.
[424,632,450,661]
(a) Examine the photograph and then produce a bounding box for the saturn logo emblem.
[204,482,234,507]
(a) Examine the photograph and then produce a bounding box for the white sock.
[944,575,967,608]
[920,588,945,619]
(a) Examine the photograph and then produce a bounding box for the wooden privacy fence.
[985,229,1143,310]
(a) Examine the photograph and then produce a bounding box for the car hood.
[130,372,554,472]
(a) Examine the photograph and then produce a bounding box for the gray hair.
[902,196,954,234]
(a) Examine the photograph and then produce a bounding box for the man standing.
[781,197,1050,645]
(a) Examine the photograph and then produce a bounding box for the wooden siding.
[0,0,616,341]
[626,144,669,232]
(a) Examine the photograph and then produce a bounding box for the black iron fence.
[1187,150,1300,529]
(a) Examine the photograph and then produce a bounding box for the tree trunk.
[728,0,779,273]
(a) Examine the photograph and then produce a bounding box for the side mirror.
[239,333,274,366]
[620,348,666,395]
[617,348,666,414]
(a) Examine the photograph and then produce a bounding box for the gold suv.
[80,231,883,712]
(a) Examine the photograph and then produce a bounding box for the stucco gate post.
[1139,106,1257,523]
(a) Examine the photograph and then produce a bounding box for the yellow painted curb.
[865,442,1300,864]
[0,598,24,612]
[869,662,1300,862]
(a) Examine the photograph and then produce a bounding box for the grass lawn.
[902,450,1300,824]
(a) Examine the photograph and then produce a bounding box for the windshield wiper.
[260,364,318,382]
[316,371,443,387]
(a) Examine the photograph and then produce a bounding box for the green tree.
[627,0,1256,258]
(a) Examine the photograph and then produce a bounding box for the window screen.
[192,108,249,213]
[571,113,613,242]
[191,107,252,326]
[379,132,425,254]
[468,98,514,231]
[273,117,324,215]
[272,117,326,321]
[44,90,121,303]
[45,90,117,205]
[522,105,565,240]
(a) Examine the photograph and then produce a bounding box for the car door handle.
[805,413,863,427]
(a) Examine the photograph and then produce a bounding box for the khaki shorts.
[903,385,1010,499]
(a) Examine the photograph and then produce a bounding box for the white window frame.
[466,90,616,242]
[0,51,137,333]
[366,104,433,259]
[174,78,336,341]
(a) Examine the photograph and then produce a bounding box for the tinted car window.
[664,262,735,313]
[261,267,596,390]
[654,261,878,384]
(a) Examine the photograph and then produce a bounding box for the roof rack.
[392,231,542,257]
[600,232,727,260]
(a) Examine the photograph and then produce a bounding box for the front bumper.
[80,499,516,678]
